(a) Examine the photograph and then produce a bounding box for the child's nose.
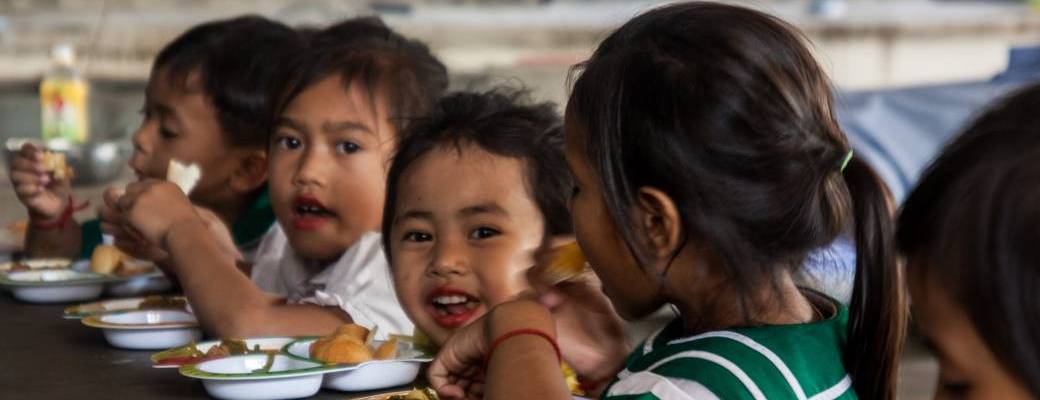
[293,148,328,187]
[428,240,468,277]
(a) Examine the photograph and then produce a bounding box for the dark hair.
[153,15,304,148]
[898,83,1040,394]
[381,89,572,260]
[567,3,906,398]
[274,17,449,138]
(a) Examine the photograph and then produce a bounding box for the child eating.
[104,17,449,338]
[383,89,628,395]
[14,16,300,262]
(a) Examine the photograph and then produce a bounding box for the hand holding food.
[9,143,71,220]
[110,179,200,246]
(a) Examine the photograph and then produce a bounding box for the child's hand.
[427,313,489,400]
[107,180,200,246]
[99,186,170,263]
[9,143,70,221]
[527,238,629,393]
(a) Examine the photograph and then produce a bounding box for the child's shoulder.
[606,307,855,400]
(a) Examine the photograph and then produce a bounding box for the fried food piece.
[310,324,375,364]
[206,339,249,357]
[385,388,439,400]
[541,242,588,284]
[90,244,127,274]
[138,296,188,310]
[42,151,74,181]
[373,337,397,360]
[113,258,154,277]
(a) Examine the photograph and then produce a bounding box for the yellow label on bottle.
[40,78,89,143]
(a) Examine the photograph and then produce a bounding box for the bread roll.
[91,245,127,274]
[310,324,376,364]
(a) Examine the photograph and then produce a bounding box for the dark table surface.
[0,293,418,399]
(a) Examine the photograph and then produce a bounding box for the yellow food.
[90,245,126,274]
[542,242,588,284]
[373,337,397,360]
[310,324,374,364]
[384,388,439,400]
[42,151,74,181]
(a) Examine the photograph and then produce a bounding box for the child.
[898,84,1040,399]
[427,3,908,400]
[13,16,299,262]
[106,17,449,338]
[382,89,628,395]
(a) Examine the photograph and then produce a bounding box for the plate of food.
[151,337,296,368]
[354,388,440,400]
[63,295,188,319]
[0,258,72,273]
[81,309,202,350]
[283,324,432,392]
[179,353,326,400]
[0,269,111,303]
[83,245,172,297]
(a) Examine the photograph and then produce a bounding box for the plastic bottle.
[40,43,89,145]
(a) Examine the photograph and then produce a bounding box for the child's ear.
[228,150,268,194]
[635,186,683,260]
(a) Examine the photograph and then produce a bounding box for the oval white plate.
[181,354,325,400]
[283,337,431,392]
[63,296,188,319]
[1,269,109,303]
[0,258,71,272]
[151,337,297,368]
[82,309,202,350]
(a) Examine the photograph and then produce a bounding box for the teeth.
[433,295,470,305]
[297,205,325,214]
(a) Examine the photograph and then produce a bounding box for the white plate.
[0,258,71,272]
[63,296,188,319]
[69,259,172,297]
[82,309,202,350]
[151,337,297,368]
[283,338,431,392]
[181,354,325,400]
[0,269,109,303]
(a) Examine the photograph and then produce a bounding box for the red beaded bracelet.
[484,328,561,369]
[32,195,88,230]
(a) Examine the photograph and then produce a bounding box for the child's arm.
[10,144,82,258]
[111,180,351,338]
[429,300,572,400]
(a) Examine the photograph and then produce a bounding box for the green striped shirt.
[603,298,855,400]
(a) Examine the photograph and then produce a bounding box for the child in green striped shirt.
[899,84,1040,399]
[426,3,908,400]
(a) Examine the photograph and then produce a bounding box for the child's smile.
[425,286,483,328]
[390,145,546,345]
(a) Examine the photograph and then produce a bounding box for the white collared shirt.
[251,225,412,339]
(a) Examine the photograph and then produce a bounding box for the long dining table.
[0,293,418,399]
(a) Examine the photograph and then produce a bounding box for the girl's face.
[909,264,1032,400]
[130,68,242,207]
[269,75,395,262]
[562,112,665,320]
[390,144,545,345]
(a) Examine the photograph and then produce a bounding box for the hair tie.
[839,149,854,173]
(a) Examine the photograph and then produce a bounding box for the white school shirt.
[250,225,413,339]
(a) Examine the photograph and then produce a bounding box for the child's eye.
[275,136,301,150]
[403,231,433,242]
[336,141,361,154]
[159,125,177,139]
[469,227,500,240]
[938,380,971,399]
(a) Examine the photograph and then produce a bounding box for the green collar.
[231,187,277,248]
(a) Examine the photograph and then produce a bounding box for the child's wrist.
[29,195,75,230]
[161,218,208,251]
[486,300,555,339]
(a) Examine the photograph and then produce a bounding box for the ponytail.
[842,157,908,400]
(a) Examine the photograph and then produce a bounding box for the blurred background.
[3,1,1040,397]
